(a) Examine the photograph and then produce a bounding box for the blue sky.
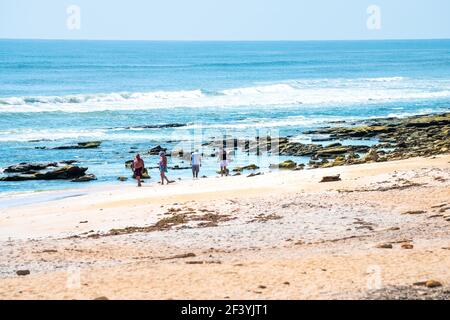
[1,0,449,40]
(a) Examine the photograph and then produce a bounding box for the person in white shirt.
[191,149,202,179]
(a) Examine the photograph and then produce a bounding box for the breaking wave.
[0,77,449,113]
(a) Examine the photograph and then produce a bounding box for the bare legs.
[136,175,142,187]
[160,172,170,185]
[192,165,200,179]
[220,166,228,177]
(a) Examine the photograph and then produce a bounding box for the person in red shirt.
[132,154,144,187]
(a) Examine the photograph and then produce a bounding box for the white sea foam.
[364,77,406,82]
[386,108,436,118]
[0,77,449,113]
[183,115,339,130]
[0,128,107,142]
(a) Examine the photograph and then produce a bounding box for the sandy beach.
[0,154,449,300]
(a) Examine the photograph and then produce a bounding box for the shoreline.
[1,153,447,240]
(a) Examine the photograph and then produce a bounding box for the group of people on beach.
[131,148,229,187]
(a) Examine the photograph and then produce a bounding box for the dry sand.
[0,155,449,299]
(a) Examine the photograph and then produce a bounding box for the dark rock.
[307,125,396,139]
[402,210,426,215]
[4,162,58,173]
[121,123,186,130]
[425,280,443,288]
[42,249,58,253]
[405,114,450,128]
[279,142,322,156]
[247,172,262,178]
[1,165,88,181]
[320,174,341,183]
[232,164,259,172]
[325,143,342,148]
[269,160,297,170]
[148,145,167,155]
[376,243,393,249]
[170,165,191,170]
[36,166,88,180]
[162,253,196,260]
[316,145,370,158]
[0,174,38,181]
[60,160,78,165]
[125,160,133,168]
[16,270,30,276]
[71,174,97,182]
[50,141,102,150]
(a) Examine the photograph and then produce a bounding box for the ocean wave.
[363,76,406,82]
[183,116,335,130]
[0,77,449,113]
[0,116,344,142]
[0,128,107,142]
[385,108,436,118]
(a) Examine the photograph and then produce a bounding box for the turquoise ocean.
[0,39,449,193]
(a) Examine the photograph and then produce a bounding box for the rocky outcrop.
[232,164,260,172]
[320,175,341,183]
[364,148,379,162]
[37,141,102,150]
[405,114,450,128]
[148,145,167,155]
[315,145,370,158]
[121,123,186,130]
[305,125,396,138]
[3,162,58,174]
[0,164,93,182]
[279,142,322,156]
[182,113,449,173]
[270,160,296,169]
[36,166,88,180]
[305,113,450,161]
[125,160,133,168]
[71,174,97,182]
[269,160,305,170]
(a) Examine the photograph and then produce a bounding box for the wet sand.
[0,154,449,299]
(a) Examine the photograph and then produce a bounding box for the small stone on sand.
[16,270,30,276]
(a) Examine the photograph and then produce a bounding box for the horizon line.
[1,37,450,42]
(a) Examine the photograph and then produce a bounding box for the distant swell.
[0,77,449,113]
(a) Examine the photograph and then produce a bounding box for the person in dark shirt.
[132,154,144,187]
